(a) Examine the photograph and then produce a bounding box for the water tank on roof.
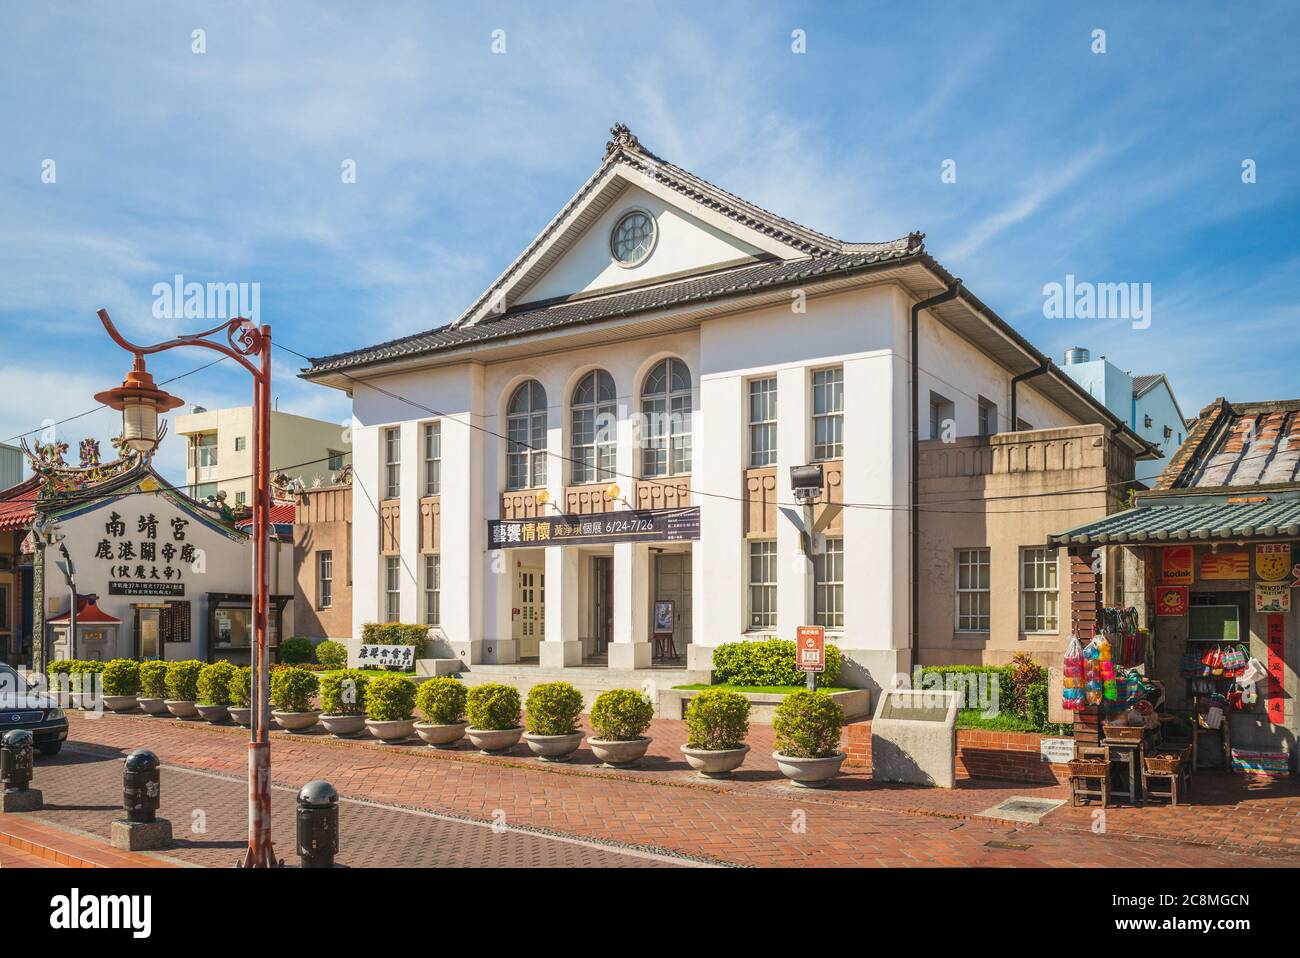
[1064,347,1090,365]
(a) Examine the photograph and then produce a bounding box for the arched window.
[506,380,547,490]
[571,370,617,484]
[640,358,692,477]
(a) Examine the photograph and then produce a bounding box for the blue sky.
[2,1,1297,484]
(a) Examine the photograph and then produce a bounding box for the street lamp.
[93,309,277,868]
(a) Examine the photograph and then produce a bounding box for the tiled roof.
[1159,399,1300,490]
[0,478,40,532]
[234,503,296,529]
[1131,373,1164,396]
[1050,498,1300,546]
[305,239,924,376]
[49,596,121,624]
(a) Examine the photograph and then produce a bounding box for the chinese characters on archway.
[96,511,194,583]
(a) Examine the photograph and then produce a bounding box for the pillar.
[610,541,650,669]
[541,546,581,666]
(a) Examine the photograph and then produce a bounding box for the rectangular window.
[423,422,442,497]
[384,427,401,499]
[811,367,843,461]
[747,540,777,630]
[978,397,998,437]
[955,549,990,631]
[424,554,441,627]
[235,491,247,508]
[1021,547,1059,632]
[929,391,955,441]
[327,449,346,472]
[234,436,247,452]
[813,537,844,628]
[748,377,777,467]
[317,551,333,610]
[195,433,218,469]
[384,556,401,622]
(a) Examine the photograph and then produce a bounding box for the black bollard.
[1,730,34,792]
[122,749,161,823]
[297,780,339,868]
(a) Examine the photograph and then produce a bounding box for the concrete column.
[350,421,381,636]
[692,370,743,670]
[610,541,650,669]
[398,420,421,624]
[776,364,812,640]
[541,546,581,666]
[479,373,516,665]
[443,384,487,663]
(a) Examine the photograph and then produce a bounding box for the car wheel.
[38,743,62,757]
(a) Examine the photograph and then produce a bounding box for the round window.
[610,210,656,267]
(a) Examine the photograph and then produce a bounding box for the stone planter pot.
[366,718,417,743]
[71,692,102,710]
[587,737,652,768]
[165,700,199,719]
[414,721,469,748]
[772,751,846,788]
[102,695,139,714]
[680,743,750,778]
[465,726,524,755]
[195,703,230,724]
[137,697,169,716]
[273,710,321,733]
[320,713,368,738]
[523,731,584,762]
[228,706,252,727]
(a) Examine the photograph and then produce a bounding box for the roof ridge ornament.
[605,122,641,157]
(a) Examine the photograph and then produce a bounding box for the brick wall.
[843,721,1070,785]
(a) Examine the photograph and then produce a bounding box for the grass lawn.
[672,683,854,694]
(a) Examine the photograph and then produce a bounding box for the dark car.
[0,664,68,756]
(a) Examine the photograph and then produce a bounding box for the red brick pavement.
[0,813,176,868]
[45,710,1300,868]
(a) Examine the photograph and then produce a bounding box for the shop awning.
[1049,498,1300,546]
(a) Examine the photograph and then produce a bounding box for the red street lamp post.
[94,309,277,868]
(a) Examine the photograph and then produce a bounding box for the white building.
[0,442,23,490]
[301,125,1153,691]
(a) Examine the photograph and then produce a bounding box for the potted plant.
[523,681,585,761]
[413,677,469,748]
[164,660,203,718]
[464,683,524,754]
[319,669,370,738]
[138,660,170,715]
[270,666,321,732]
[771,690,847,787]
[71,661,105,710]
[101,659,141,713]
[587,688,654,767]
[364,673,418,743]
[46,660,74,707]
[680,688,751,777]
[228,666,252,726]
[195,660,236,723]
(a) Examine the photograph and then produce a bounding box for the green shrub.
[589,689,653,741]
[685,688,750,751]
[47,659,74,679]
[416,677,467,725]
[320,669,369,716]
[315,640,348,670]
[1025,680,1049,729]
[773,690,844,759]
[278,636,314,665]
[164,660,203,701]
[524,682,584,736]
[69,660,105,693]
[139,660,169,699]
[101,659,140,697]
[228,666,251,708]
[197,661,237,706]
[361,622,429,658]
[270,666,319,713]
[1008,653,1046,717]
[466,683,522,731]
[712,638,842,687]
[365,673,417,722]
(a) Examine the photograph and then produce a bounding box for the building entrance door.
[654,551,692,658]
[591,556,613,655]
[514,565,544,659]
[137,609,162,660]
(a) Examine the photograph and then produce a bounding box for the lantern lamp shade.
[93,359,184,455]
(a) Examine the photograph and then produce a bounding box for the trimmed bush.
[365,673,416,722]
[712,638,842,687]
[589,689,653,742]
[773,690,844,759]
[69,660,105,693]
[197,661,237,706]
[361,622,429,658]
[139,660,169,699]
[101,659,140,697]
[685,688,750,751]
[416,677,467,725]
[278,636,314,665]
[320,669,369,716]
[228,666,251,708]
[466,683,522,731]
[315,640,348,670]
[270,666,319,713]
[524,681,583,736]
[1025,680,1049,729]
[164,660,203,702]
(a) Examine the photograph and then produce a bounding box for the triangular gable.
[455,124,864,329]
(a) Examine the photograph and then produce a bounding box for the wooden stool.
[1069,748,1110,808]
[1142,764,1191,806]
[1104,741,1142,804]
